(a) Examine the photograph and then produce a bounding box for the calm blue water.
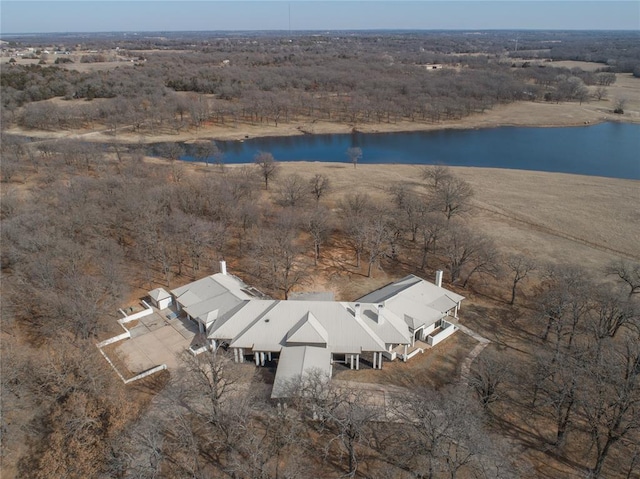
[176,123,640,180]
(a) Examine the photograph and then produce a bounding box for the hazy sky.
[1,1,638,34]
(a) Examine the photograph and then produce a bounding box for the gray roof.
[171,274,255,324]
[149,288,171,301]
[228,301,387,354]
[357,274,464,331]
[271,346,332,399]
[209,300,276,341]
[359,304,410,345]
[286,312,329,345]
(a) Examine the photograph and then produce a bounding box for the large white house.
[158,262,464,398]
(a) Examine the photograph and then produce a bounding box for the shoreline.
[5,96,640,145]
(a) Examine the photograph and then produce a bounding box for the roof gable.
[286,312,329,345]
[149,288,171,301]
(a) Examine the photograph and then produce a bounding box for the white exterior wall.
[156,297,172,310]
[427,324,458,346]
[423,323,437,336]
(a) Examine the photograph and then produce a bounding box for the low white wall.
[189,345,209,356]
[119,301,154,323]
[406,347,424,360]
[427,324,458,346]
[96,331,131,348]
[124,364,167,384]
[382,351,397,361]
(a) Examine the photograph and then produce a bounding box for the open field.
[211,161,637,279]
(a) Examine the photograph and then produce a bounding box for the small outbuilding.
[149,288,172,310]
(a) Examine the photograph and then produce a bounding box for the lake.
[174,122,640,180]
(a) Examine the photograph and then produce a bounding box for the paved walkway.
[454,323,491,383]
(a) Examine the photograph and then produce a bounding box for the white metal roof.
[209,300,276,341]
[286,312,329,345]
[149,288,171,301]
[171,273,255,324]
[271,346,332,399]
[358,304,411,345]
[228,301,387,354]
[357,274,464,331]
[357,274,464,305]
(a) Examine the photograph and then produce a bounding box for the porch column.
[260,352,266,366]
[373,352,377,369]
[454,304,459,318]
[268,352,272,361]
[210,339,217,350]
[255,352,260,366]
[350,354,354,370]
[239,348,244,363]
[404,344,408,362]
[233,348,239,363]
[356,354,360,370]
[378,353,383,369]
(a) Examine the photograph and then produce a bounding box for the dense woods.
[2,31,638,133]
[1,30,639,478]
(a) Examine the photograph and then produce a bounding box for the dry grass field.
[239,161,639,277]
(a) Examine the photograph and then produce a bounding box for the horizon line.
[3,27,639,37]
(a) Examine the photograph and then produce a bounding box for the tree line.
[3,31,634,134]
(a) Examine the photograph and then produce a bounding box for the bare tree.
[505,254,537,305]
[422,164,453,189]
[587,287,638,341]
[193,140,222,167]
[276,173,309,208]
[607,258,640,297]
[309,173,331,204]
[391,385,495,479]
[346,146,362,169]
[431,175,474,221]
[578,335,640,478]
[287,373,381,478]
[251,211,307,299]
[254,151,279,190]
[304,205,332,266]
[417,212,447,271]
[531,348,581,447]
[594,86,608,101]
[339,193,375,269]
[363,209,393,277]
[469,348,509,409]
[461,236,500,288]
[389,183,430,242]
[158,141,185,162]
[442,223,492,284]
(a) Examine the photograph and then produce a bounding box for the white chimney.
[220,260,227,275]
[376,304,385,324]
[435,270,443,288]
[354,303,361,319]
